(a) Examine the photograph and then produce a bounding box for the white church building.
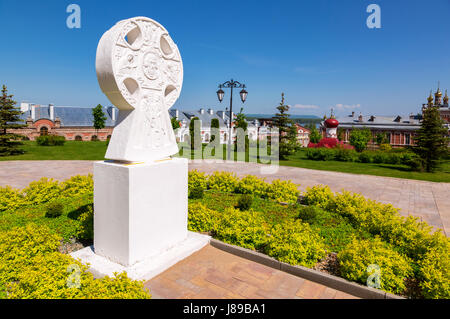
[169,108,268,144]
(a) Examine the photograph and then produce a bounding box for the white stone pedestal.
[71,157,210,280]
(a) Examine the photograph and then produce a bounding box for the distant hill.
[245,113,320,119]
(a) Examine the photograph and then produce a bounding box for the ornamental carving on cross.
[96,17,183,162]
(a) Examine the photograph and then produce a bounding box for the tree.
[273,93,297,159]
[376,132,388,145]
[92,104,107,138]
[234,107,249,152]
[413,106,449,172]
[349,127,371,152]
[171,117,181,130]
[0,85,26,156]
[210,118,219,142]
[189,117,201,150]
[306,124,321,144]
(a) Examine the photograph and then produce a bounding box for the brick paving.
[0,160,448,235]
[144,245,358,299]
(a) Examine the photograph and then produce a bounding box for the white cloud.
[291,104,320,109]
[333,103,361,110]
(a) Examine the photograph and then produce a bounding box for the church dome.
[324,118,339,128]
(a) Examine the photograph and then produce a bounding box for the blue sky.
[0,0,449,117]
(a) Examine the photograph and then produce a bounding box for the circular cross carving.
[96,17,183,162]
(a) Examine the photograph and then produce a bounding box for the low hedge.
[186,171,299,205]
[303,185,450,297]
[0,224,150,299]
[305,147,418,167]
[36,135,65,146]
[0,175,93,213]
[338,237,413,295]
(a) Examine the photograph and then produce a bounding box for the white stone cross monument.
[72,17,209,280]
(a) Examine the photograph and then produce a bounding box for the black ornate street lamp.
[216,79,247,160]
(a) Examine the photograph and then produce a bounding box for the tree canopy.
[0,85,26,156]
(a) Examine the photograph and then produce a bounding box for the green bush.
[76,203,94,241]
[45,201,64,218]
[189,185,204,199]
[187,203,217,233]
[302,185,334,210]
[207,171,238,192]
[306,148,335,161]
[0,224,150,299]
[21,177,62,205]
[236,194,253,211]
[379,143,392,152]
[188,170,207,193]
[36,135,65,146]
[386,153,402,165]
[358,152,373,163]
[0,186,25,212]
[418,244,450,299]
[373,152,388,164]
[265,219,327,267]
[235,175,268,197]
[264,179,299,204]
[334,147,357,162]
[297,205,320,223]
[338,237,413,295]
[60,175,93,197]
[213,208,269,251]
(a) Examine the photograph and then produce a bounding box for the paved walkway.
[0,160,448,235]
[144,245,358,299]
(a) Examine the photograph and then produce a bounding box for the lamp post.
[216,79,248,160]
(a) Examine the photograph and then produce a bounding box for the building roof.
[169,108,260,129]
[20,105,117,127]
[334,114,421,130]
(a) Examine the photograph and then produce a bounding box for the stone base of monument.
[71,231,210,280]
[70,157,210,281]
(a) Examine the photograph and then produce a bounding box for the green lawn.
[2,141,449,182]
[0,141,108,161]
[280,149,450,183]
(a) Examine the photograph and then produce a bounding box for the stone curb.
[210,239,404,299]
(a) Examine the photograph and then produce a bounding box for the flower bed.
[0,172,448,299]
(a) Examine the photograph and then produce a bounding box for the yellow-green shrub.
[235,175,268,197]
[60,174,93,197]
[418,243,450,299]
[213,208,269,250]
[76,204,94,241]
[338,237,413,295]
[264,179,299,204]
[188,170,207,192]
[188,202,217,232]
[265,219,326,267]
[21,177,62,205]
[302,185,334,209]
[0,186,25,212]
[0,224,150,299]
[0,224,61,292]
[207,171,238,192]
[7,252,150,299]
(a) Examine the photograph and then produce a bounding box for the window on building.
[386,133,391,144]
[405,134,410,145]
[75,135,82,141]
[91,135,98,141]
[40,127,48,136]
